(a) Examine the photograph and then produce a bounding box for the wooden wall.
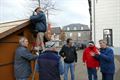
[0,25,38,80]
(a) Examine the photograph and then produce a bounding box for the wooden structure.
[0,20,38,80]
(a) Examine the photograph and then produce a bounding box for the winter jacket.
[59,45,77,63]
[30,11,47,32]
[94,47,115,74]
[14,45,37,79]
[37,50,64,80]
[82,46,100,68]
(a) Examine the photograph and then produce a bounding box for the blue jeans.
[102,73,114,80]
[87,68,98,80]
[64,62,75,80]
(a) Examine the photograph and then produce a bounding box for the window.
[67,27,70,31]
[74,27,77,30]
[81,26,83,30]
[70,33,72,37]
[103,29,113,46]
[66,33,70,37]
[78,32,81,37]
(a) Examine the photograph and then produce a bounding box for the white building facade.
[91,0,120,55]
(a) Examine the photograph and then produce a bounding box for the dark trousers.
[102,73,114,80]
[87,68,98,80]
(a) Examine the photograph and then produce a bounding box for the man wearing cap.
[82,41,99,80]
[37,41,64,80]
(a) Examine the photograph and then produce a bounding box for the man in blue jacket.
[14,37,38,80]
[30,7,47,52]
[91,39,115,80]
[37,41,64,80]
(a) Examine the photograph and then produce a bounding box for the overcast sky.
[0,0,90,27]
[0,0,38,23]
[49,0,90,27]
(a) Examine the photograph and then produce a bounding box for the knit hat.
[88,41,94,44]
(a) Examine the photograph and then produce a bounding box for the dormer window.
[67,27,70,31]
[81,26,83,30]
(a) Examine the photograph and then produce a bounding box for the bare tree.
[38,0,62,26]
[40,0,58,13]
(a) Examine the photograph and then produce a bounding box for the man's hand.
[74,63,77,69]
[97,51,100,55]
[63,57,66,59]
[96,67,99,71]
[83,62,86,66]
[75,63,77,66]
[36,52,39,56]
[96,49,100,55]
[90,52,95,56]
[33,11,37,15]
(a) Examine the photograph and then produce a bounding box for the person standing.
[91,39,115,80]
[59,38,77,80]
[14,37,38,80]
[37,41,64,80]
[30,7,47,52]
[82,41,99,80]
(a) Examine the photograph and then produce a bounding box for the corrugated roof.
[0,19,29,39]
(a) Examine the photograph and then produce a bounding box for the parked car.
[74,42,82,50]
[74,41,89,50]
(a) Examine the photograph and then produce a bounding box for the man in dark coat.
[59,38,77,80]
[91,39,115,80]
[37,41,64,80]
[14,37,38,80]
[30,7,47,52]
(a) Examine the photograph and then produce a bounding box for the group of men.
[14,7,115,80]
[83,40,115,80]
[14,37,77,80]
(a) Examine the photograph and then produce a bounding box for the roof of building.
[0,19,29,39]
[63,23,89,31]
[51,27,61,35]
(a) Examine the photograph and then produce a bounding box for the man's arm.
[21,48,37,60]
[59,45,65,57]
[94,54,100,61]
[99,49,114,62]
[30,13,44,22]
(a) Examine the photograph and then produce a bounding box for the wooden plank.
[0,20,29,39]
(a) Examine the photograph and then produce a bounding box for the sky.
[49,0,90,27]
[0,0,38,23]
[0,0,90,27]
